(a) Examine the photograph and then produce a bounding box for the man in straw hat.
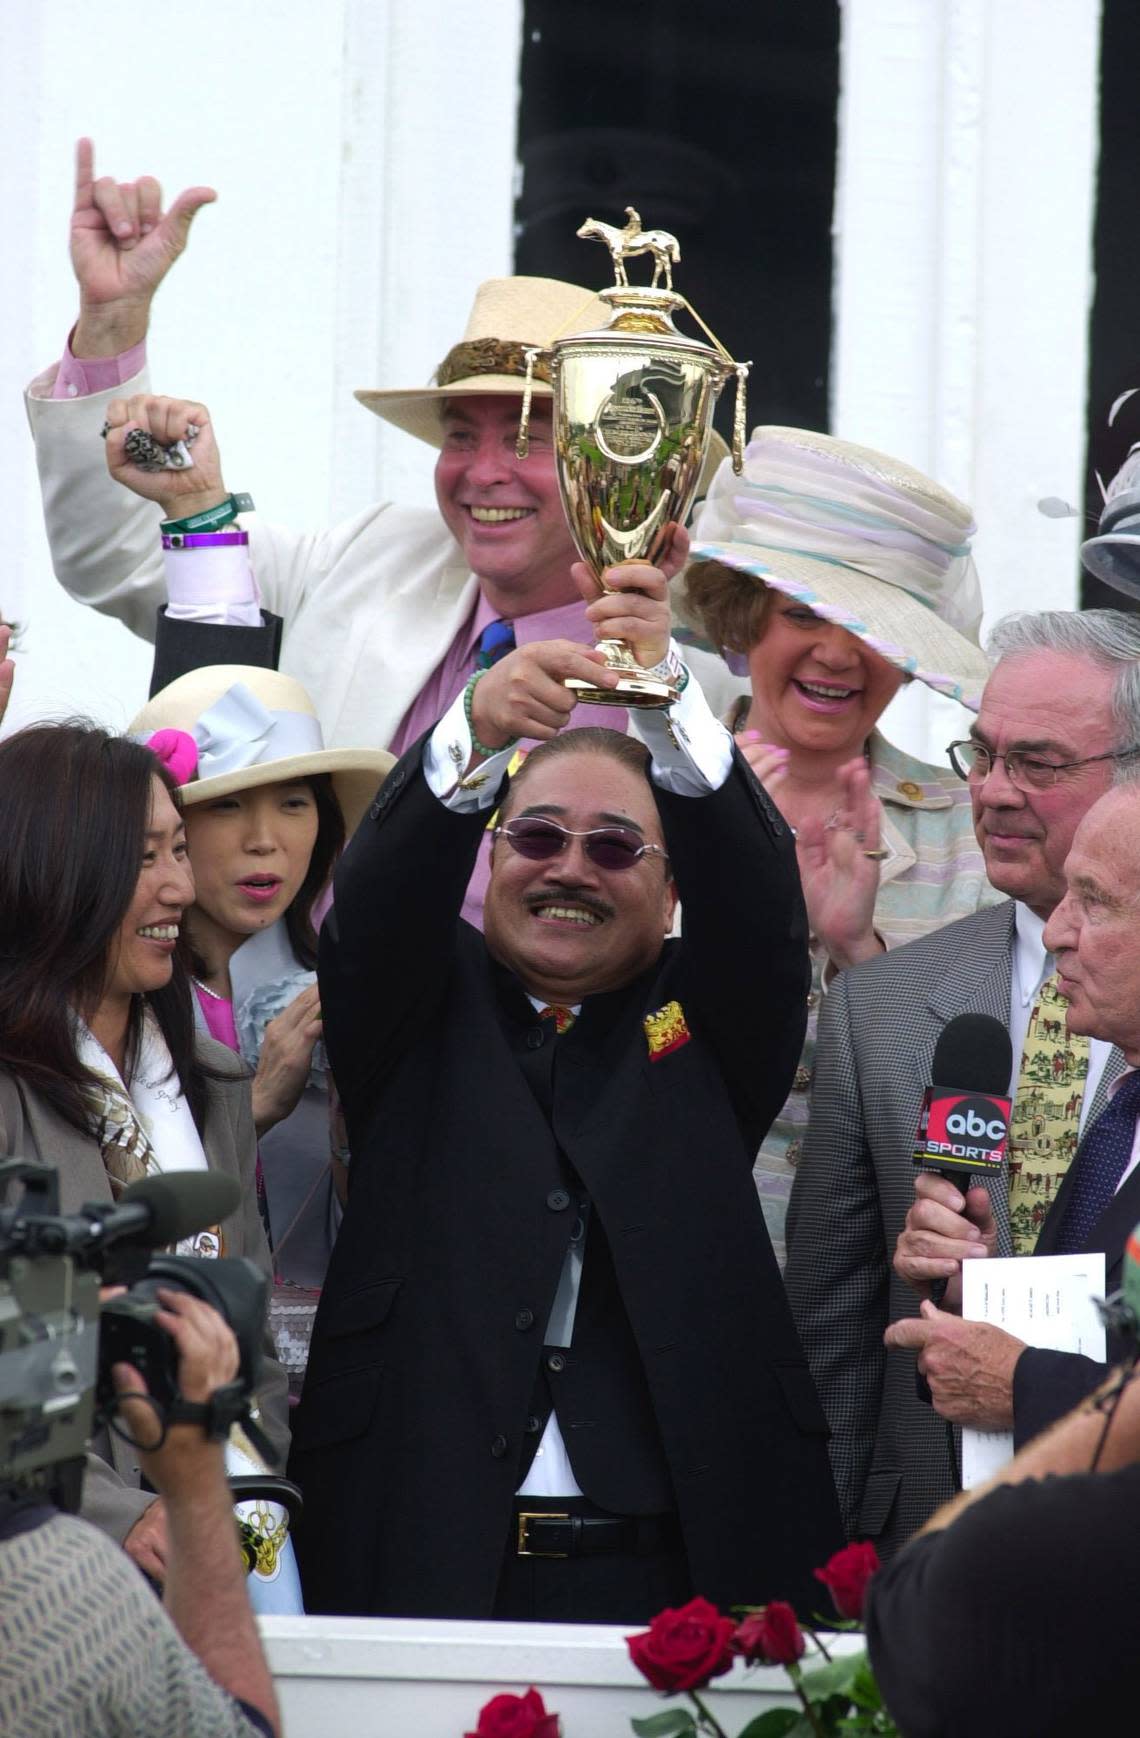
[26,143,742,889]
[288,558,843,1621]
[785,607,1140,1560]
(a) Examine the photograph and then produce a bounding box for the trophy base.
[565,672,675,710]
[566,638,677,710]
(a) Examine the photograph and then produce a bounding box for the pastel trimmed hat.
[130,666,394,837]
[685,426,991,708]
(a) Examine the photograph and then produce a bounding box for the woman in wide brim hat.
[681,426,1003,1266]
[131,665,394,1321]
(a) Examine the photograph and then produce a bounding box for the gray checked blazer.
[784,899,1126,1558]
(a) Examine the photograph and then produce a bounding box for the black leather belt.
[514,1509,680,1559]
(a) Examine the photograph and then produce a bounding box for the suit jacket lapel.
[918,901,1018,1256]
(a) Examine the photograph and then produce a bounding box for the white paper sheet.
[959,1252,1106,1486]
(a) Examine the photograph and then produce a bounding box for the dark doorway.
[514,1,839,446]
[1084,0,1140,611]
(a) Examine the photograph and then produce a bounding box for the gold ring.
[862,847,889,861]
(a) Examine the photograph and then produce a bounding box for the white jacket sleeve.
[26,363,168,641]
[26,361,401,646]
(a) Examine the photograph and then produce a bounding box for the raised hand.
[794,756,887,969]
[470,640,618,752]
[70,138,216,357]
[104,393,228,520]
[576,541,676,673]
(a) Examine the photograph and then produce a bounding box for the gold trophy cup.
[518,207,748,708]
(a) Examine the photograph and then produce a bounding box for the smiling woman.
[0,720,289,1556]
[681,427,1003,1263]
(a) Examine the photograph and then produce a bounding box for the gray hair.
[985,610,1140,770]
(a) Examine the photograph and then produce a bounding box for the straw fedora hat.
[356,276,607,445]
[354,273,732,480]
[131,667,394,837]
[685,426,991,708]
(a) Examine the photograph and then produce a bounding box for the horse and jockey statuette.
[577,207,681,291]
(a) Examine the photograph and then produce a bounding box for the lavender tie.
[1053,1069,1140,1254]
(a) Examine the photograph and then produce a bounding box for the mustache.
[524,887,614,921]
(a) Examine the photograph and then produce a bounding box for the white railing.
[260,1615,864,1736]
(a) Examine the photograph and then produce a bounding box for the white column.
[2,0,522,732]
[833,0,1102,759]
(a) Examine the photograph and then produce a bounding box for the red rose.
[627,1596,738,1693]
[814,1540,881,1621]
[465,1686,561,1738]
[734,1602,806,1667]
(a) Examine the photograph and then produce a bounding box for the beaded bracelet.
[463,670,519,760]
[160,491,255,536]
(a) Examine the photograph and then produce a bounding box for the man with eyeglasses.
[785,608,1140,1559]
[288,558,843,1624]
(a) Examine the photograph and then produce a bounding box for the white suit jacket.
[26,366,745,750]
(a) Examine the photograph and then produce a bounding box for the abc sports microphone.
[911,1014,1012,1402]
[913,1013,1013,1194]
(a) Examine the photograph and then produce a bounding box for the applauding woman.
[683,428,1002,1264]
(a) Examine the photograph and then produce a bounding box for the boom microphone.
[913,1013,1013,1193]
[99,1171,241,1249]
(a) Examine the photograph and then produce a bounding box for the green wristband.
[160,492,255,535]
[463,671,519,761]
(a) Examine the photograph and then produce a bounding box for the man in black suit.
[289,559,843,1622]
[887,770,1140,1446]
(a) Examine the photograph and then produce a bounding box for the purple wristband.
[161,530,251,551]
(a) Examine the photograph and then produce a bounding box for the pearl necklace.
[192,977,229,1003]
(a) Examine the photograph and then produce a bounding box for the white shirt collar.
[1012,900,1053,1008]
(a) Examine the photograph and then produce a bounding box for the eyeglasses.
[947,739,1140,791]
[492,816,668,871]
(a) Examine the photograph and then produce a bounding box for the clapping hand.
[251,983,324,1139]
